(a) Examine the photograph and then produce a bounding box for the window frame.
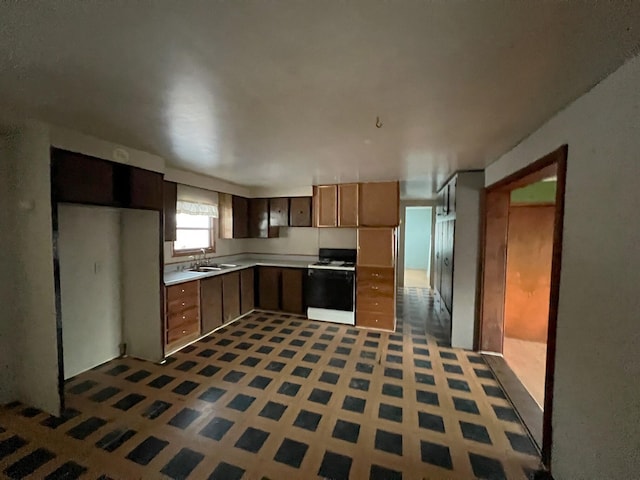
[171,214,217,257]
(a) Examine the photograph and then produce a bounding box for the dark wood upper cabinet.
[289,197,312,227]
[269,198,290,227]
[163,181,177,242]
[240,268,255,315]
[233,196,249,238]
[358,181,399,227]
[51,148,164,211]
[219,193,249,239]
[52,149,115,205]
[338,183,359,227]
[128,167,163,210]
[249,198,278,238]
[316,185,338,227]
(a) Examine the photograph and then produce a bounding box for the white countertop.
[164,258,313,286]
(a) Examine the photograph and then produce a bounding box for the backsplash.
[164,227,356,265]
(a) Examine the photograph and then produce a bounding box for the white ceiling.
[2,2,640,198]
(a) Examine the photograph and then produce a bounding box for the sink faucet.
[200,248,207,266]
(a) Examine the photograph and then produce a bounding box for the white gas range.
[306,249,357,325]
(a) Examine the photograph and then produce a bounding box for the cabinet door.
[258,267,281,310]
[218,193,233,239]
[338,183,358,227]
[316,185,338,227]
[240,268,255,315]
[52,149,114,205]
[358,182,399,227]
[289,197,312,227]
[281,268,304,314]
[128,167,163,210]
[163,181,177,242]
[358,228,395,267]
[233,196,249,238]
[201,276,223,333]
[222,272,241,324]
[269,198,290,227]
[249,198,278,238]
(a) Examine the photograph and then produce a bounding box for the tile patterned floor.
[0,288,542,479]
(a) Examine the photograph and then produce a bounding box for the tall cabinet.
[355,182,399,331]
[433,171,484,349]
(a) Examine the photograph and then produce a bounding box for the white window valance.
[176,200,219,217]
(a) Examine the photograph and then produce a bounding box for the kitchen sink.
[189,266,222,272]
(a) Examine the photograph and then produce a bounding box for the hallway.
[0,289,541,479]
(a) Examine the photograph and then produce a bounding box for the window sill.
[171,247,216,257]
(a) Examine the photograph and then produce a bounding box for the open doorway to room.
[403,206,432,288]
[503,179,557,409]
[479,145,567,468]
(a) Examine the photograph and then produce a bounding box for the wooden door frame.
[478,145,567,468]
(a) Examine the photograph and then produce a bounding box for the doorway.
[479,145,567,467]
[403,206,432,288]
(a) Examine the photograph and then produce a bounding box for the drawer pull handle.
[373,273,379,277]
[372,286,378,290]
[181,289,185,293]
[181,302,185,306]
[182,315,186,319]
[182,330,186,334]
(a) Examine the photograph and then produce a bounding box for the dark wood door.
[52,149,114,205]
[128,167,163,210]
[258,267,281,310]
[249,198,272,238]
[338,183,358,227]
[201,276,223,333]
[281,268,304,314]
[233,196,249,238]
[289,197,312,226]
[163,181,177,241]
[358,182,399,227]
[357,228,395,267]
[316,185,337,227]
[269,198,290,227]
[240,268,255,315]
[222,272,241,324]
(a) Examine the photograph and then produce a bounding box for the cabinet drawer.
[356,311,395,331]
[357,279,395,298]
[166,322,200,345]
[167,294,199,316]
[167,306,199,331]
[166,281,199,303]
[357,267,394,283]
[357,293,395,316]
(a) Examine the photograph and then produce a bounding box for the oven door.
[305,268,354,312]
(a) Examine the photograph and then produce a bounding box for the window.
[173,199,218,254]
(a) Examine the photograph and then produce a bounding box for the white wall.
[245,227,356,256]
[58,205,122,379]
[121,210,163,362]
[485,54,640,479]
[10,121,60,414]
[0,132,16,404]
[50,125,166,174]
[450,171,484,350]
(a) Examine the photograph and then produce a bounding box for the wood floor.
[0,289,542,479]
[503,337,547,409]
[404,269,430,288]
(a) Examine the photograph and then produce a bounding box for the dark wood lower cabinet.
[201,276,223,334]
[222,272,241,324]
[258,267,281,311]
[257,267,305,314]
[281,268,304,314]
[241,268,255,315]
